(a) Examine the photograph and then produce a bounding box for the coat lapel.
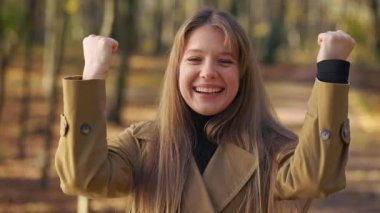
[202,142,258,211]
[132,123,258,212]
[181,159,217,213]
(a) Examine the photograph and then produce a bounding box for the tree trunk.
[246,0,254,39]
[0,58,5,125]
[262,0,286,64]
[42,0,64,91]
[0,0,19,125]
[229,0,239,16]
[79,0,103,35]
[0,0,4,124]
[17,0,37,159]
[40,0,67,188]
[370,0,380,58]
[170,0,186,40]
[153,0,164,54]
[100,0,116,37]
[107,0,137,124]
[299,0,309,49]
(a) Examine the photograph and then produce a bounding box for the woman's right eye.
[187,57,201,64]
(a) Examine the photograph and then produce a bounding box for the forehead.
[184,25,235,54]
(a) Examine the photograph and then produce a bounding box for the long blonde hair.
[134,8,299,212]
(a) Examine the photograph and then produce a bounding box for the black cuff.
[317,60,350,84]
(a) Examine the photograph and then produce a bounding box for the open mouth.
[193,86,224,94]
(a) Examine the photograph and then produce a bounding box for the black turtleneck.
[190,110,218,174]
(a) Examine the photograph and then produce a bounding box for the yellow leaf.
[65,0,79,14]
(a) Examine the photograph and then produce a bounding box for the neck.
[189,109,212,132]
[189,109,218,174]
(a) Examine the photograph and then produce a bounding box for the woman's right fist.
[82,35,119,80]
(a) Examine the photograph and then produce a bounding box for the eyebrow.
[185,49,236,57]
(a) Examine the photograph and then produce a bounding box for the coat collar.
[132,122,258,212]
[181,142,258,212]
[199,142,257,211]
[181,158,217,213]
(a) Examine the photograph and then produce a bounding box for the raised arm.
[55,35,141,198]
[275,31,355,199]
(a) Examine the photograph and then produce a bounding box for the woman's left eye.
[218,59,233,66]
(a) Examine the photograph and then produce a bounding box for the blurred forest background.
[0,0,379,212]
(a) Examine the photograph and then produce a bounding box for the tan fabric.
[55,76,350,212]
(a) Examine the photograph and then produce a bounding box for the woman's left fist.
[317,30,355,62]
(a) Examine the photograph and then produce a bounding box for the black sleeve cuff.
[317,60,350,84]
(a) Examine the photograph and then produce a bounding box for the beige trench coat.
[55,76,350,212]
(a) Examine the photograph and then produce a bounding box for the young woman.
[55,8,355,212]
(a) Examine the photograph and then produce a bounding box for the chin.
[198,112,216,116]
[194,108,222,116]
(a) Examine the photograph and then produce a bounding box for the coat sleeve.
[275,79,350,200]
[55,76,142,198]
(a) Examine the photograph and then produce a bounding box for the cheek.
[178,67,190,99]
[178,75,186,98]
[229,81,239,104]
[226,71,240,95]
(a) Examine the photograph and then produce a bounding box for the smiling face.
[179,25,240,116]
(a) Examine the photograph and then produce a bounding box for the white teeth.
[195,87,223,93]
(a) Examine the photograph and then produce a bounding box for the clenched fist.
[317,30,355,63]
[82,35,119,80]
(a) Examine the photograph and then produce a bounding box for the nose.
[200,59,217,79]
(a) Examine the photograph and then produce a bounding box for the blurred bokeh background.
[0,0,379,212]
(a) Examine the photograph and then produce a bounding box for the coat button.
[341,119,350,145]
[320,129,331,141]
[80,123,92,135]
[60,114,69,137]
